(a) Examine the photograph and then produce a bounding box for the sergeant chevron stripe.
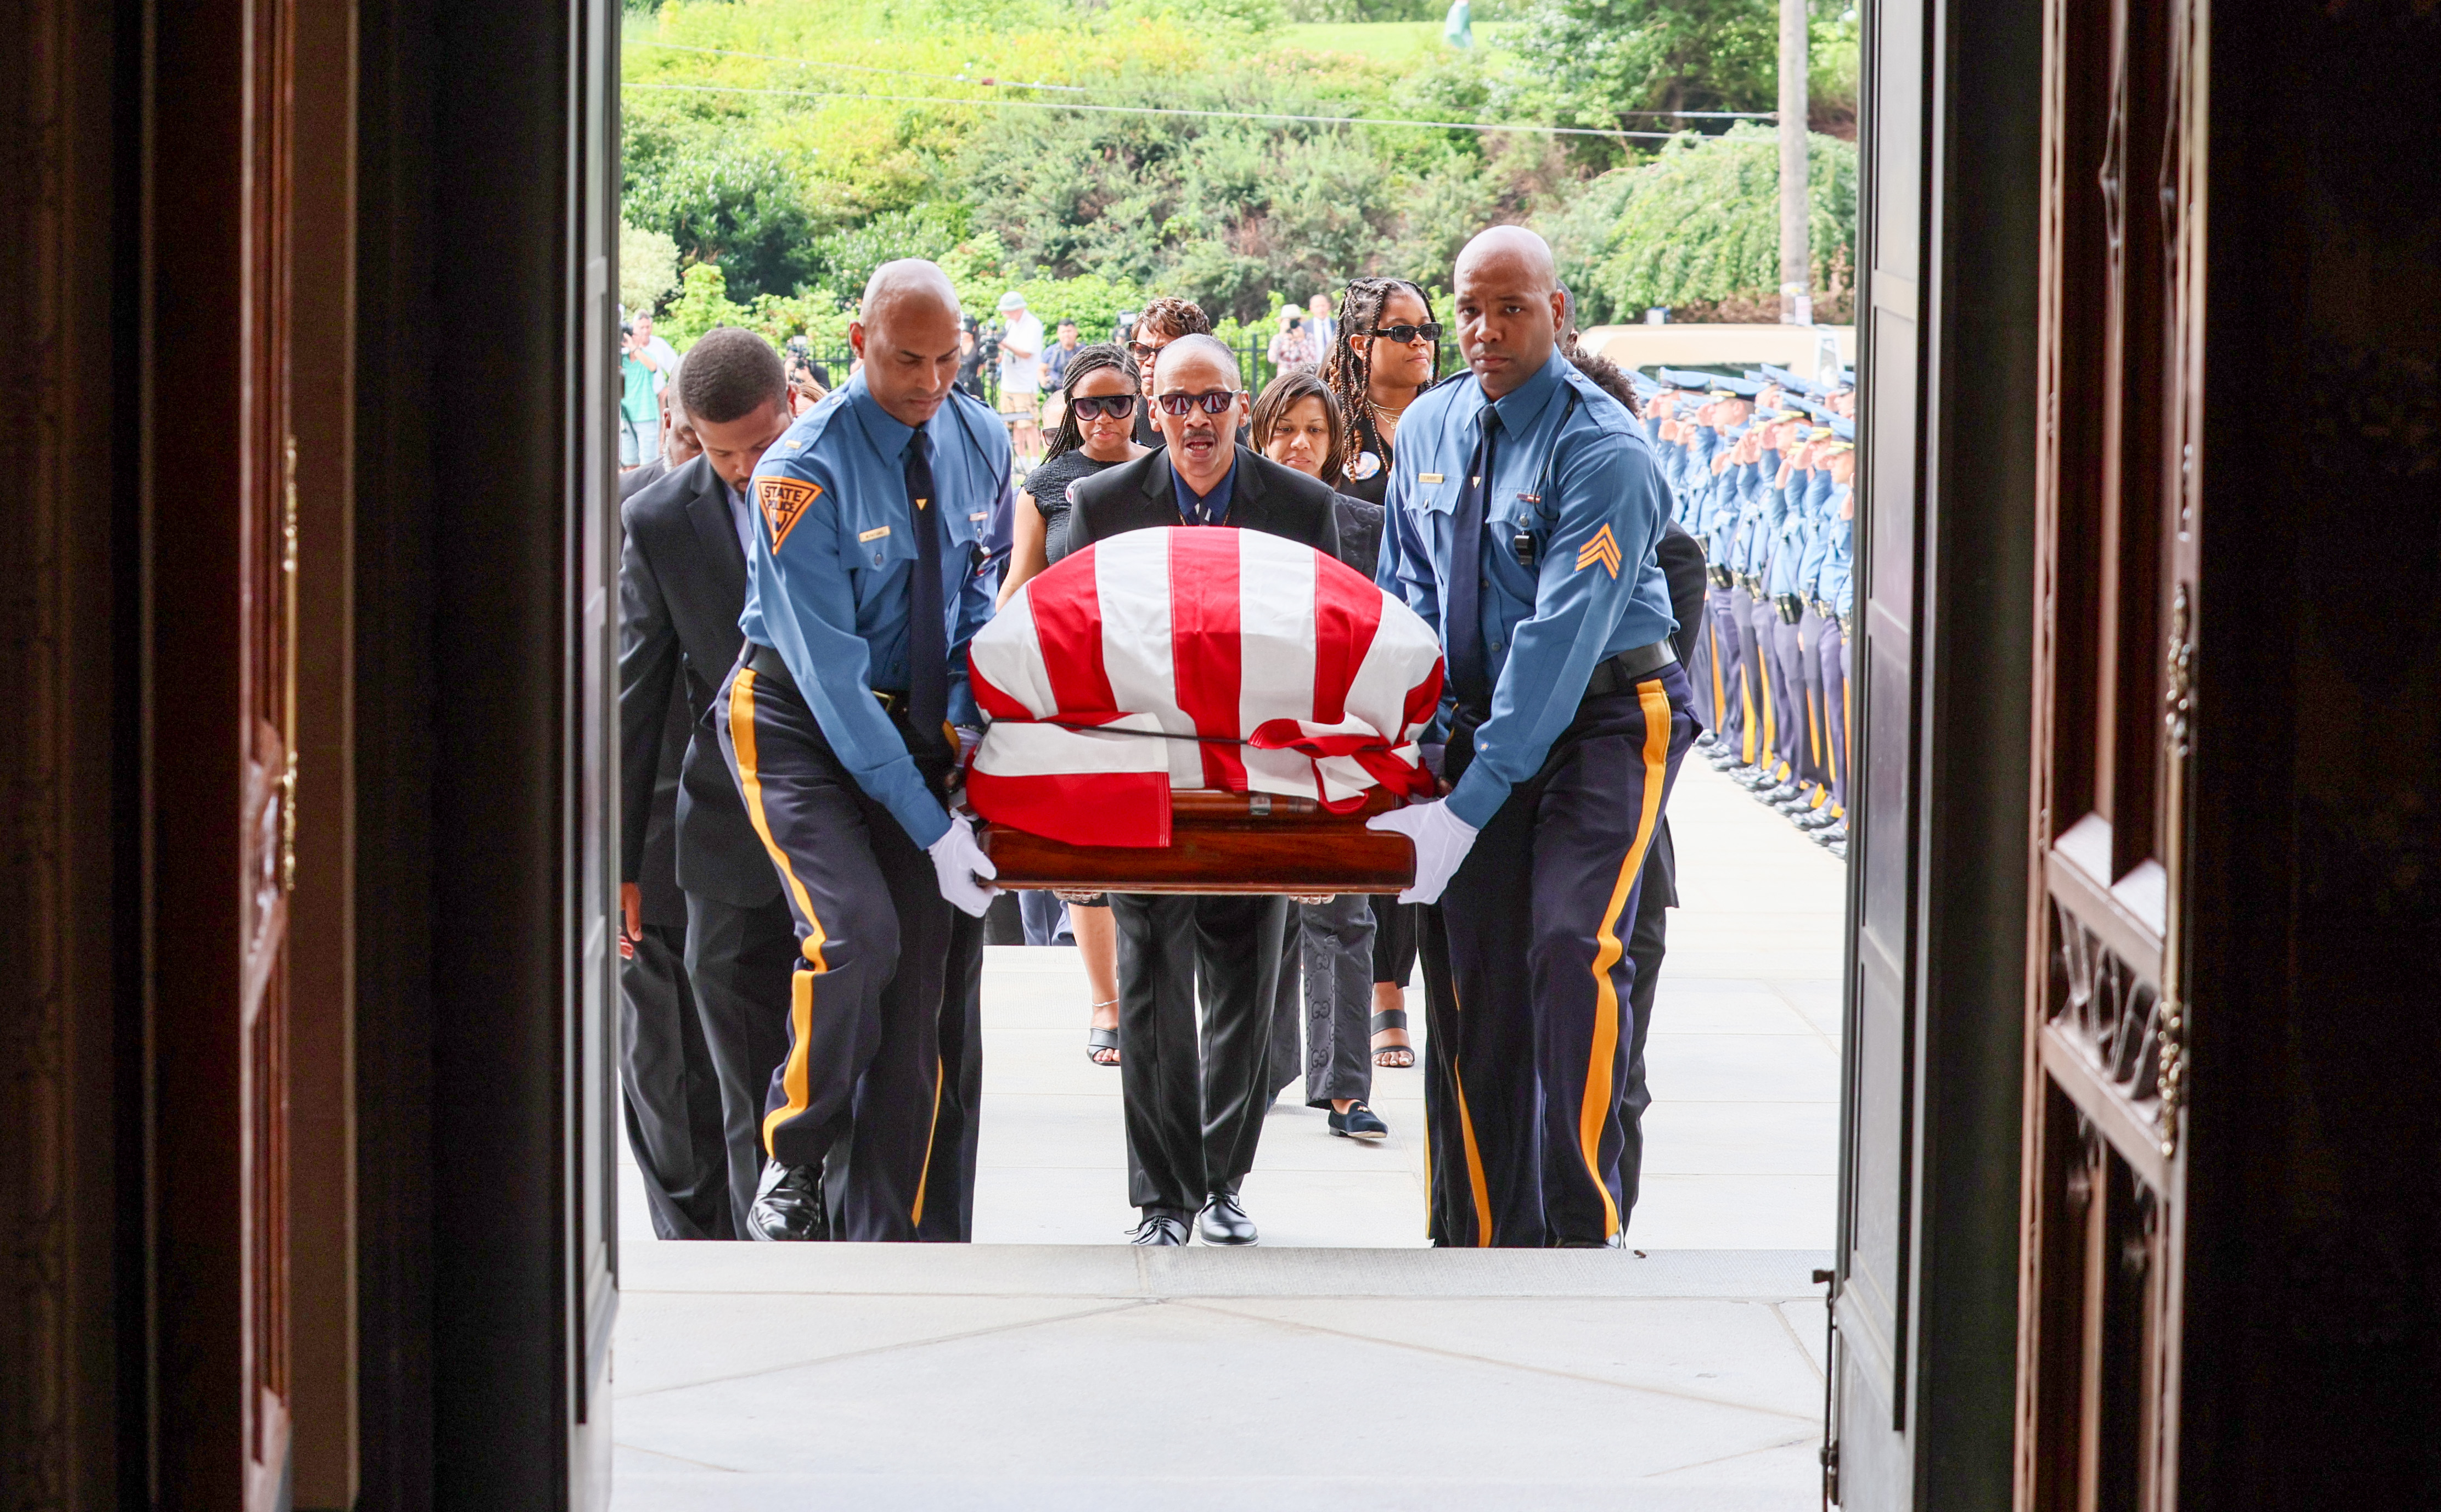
[1576,524,1622,578]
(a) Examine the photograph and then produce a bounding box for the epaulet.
[947,386,1011,446]
[1561,364,1641,437]
[761,393,845,470]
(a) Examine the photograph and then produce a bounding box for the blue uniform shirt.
[1376,349,1677,830]
[740,376,1010,848]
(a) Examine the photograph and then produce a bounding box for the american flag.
[966,526,1444,848]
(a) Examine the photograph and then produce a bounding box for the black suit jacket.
[1066,446,1340,561]
[620,454,781,908]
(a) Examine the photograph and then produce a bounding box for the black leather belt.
[1582,639,1678,698]
[745,643,914,717]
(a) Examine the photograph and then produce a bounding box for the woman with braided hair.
[999,341,1146,602]
[1323,278,1445,1067]
[997,341,1145,1065]
[1320,277,1444,509]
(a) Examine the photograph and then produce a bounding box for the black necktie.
[904,432,948,738]
[1445,413,1499,711]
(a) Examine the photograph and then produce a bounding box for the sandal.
[1087,999,1121,1066]
[1371,1008,1415,1069]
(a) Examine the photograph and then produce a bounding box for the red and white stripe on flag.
[967,526,1444,848]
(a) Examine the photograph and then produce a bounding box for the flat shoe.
[1329,1102,1390,1140]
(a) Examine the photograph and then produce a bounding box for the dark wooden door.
[2013,0,2201,1496]
[239,0,301,1500]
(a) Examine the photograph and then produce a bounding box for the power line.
[625,80,1705,140]
[629,40,1092,93]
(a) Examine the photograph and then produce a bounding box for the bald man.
[1065,334,1340,1247]
[1370,227,1696,1248]
[715,260,1011,1242]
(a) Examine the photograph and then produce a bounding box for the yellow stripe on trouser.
[1443,973,1495,1247]
[1739,663,1759,765]
[1708,621,1727,734]
[1578,680,1674,1239]
[729,669,834,1155]
[910,1054,944,1228]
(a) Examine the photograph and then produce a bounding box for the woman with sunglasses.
[1000,342,1147,603]
[997,341,1144,1066]
[1321,278,1444,1067]
[1321,278,1444,510]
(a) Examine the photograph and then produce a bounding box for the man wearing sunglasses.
[1370,226,1696,1250]
[1122,295,1212,448]
[1064,334,1340,1249]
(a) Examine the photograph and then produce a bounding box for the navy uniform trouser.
[1814,611,1849,812]
[1738,588,1781,773]
[1756,595,1799,777]
[1792,607,1830,791]
[718,659,984,1242]
[1702,584,1746,756]
[1427,663,1697,1247]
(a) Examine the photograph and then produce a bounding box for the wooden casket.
[981,789,1416,895]
[968,525,1439,897]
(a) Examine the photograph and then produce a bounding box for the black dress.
[1023,449,1122,564]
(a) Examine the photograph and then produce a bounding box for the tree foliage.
[1504,0,1777,150]
[619,0,1860,329]
[619,221,681,315]
[1543,123,1856,323]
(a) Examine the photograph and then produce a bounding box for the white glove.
[926,815,999,918]
[1365,799,1481,906]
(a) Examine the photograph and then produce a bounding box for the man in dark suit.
[1066,334,1339,1247]
[620,329,801,1239]
[617,350,730,1238]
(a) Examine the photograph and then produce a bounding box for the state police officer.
[718,260,1008,1243]
[1371,227,1696,1249]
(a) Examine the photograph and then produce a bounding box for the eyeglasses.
[1127,340,1170,360]
[1357,322,1443,345]
[1069,394,1138,420]
[1156,389,1242,417]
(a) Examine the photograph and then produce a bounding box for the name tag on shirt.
[1419,473,1445,484]
[859,525,891,543]
[969,511,988,522]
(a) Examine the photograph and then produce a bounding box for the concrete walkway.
[612,760,1846,1507]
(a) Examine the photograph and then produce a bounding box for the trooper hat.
[1761,363,1821,398]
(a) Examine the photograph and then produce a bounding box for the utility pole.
[1779,0,1811,323]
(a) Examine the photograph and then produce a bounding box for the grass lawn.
[1276,20,1517,62]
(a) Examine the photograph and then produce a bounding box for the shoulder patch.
[1576,523,1623,578]
[755,476,823,552]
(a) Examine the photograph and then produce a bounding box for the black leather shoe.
[1815,820,1848,848]
[745,1161,827,1241]
[1760,781,1803,806]
[1737,766,1784,790]
[1129,1213,1188,1246]
[1197,1194,1258,1245]
[1329,1102,1390,1140]
[1794,805,1841,830]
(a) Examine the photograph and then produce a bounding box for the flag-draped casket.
[966,526,1442,890]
